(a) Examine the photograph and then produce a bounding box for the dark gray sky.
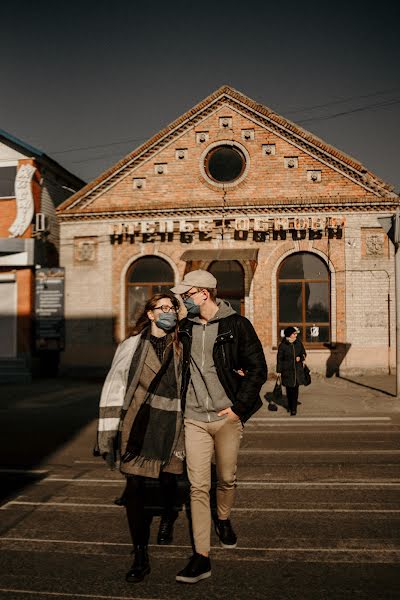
[2,0,399,191]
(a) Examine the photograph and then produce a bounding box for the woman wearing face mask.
[96,292,184,584]
[276,326,307,416]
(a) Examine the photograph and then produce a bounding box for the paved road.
[0,376,399,599]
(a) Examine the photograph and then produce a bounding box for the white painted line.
[0,588,161,599]
[36,477,400,488]
[74,460,102,464]
[243,429,398,434]
[0,500,400,514]
[42,478,123,484]
[3,500,400,513]
[251,417,392,422]
[0,538,398,555]
[0,537,132,547]
[237,481,400,488]
[0,468,48,475]
[247,422,395,427]
[239,449,400,454]
[232,507,400,513]
[0,501,120,510]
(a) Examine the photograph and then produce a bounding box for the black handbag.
[272,375,283,401]
[303,364,311,386]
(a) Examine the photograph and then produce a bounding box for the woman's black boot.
[125,545,151,583]
[157,511,178,545]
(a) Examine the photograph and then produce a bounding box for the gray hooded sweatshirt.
[185,299,236,422]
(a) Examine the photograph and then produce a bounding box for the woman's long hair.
[129,292,180,349]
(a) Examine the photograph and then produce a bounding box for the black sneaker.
[215,518,237,548]
[176,553,211,584]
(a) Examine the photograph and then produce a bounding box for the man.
[171,269,267,584]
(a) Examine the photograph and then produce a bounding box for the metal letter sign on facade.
[110,215,346,243]
[35,268,65,350]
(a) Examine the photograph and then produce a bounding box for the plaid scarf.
[121,336,182,471]
[97,329,183,473]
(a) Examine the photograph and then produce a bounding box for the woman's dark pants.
[125,472,178,546]
[286,385,299,413]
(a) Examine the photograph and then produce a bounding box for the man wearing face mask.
[171,270,268,584]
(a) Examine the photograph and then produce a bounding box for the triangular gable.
[58,85,397,214]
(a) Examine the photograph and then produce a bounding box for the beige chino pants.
[184,417,243,555]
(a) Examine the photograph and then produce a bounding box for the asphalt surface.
[0,374,399,599]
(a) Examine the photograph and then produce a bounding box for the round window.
[204,145,246,183]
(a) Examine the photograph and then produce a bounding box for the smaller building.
[0,130,85,381]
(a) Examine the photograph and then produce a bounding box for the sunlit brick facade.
[57,87,399,376]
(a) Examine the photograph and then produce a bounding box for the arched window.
[277,252,330,346]
[208,260,245,315]
[126,256,174,332]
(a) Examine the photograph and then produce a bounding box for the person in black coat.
[276,326,307,416]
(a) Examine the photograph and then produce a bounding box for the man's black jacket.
[179,313,268,423]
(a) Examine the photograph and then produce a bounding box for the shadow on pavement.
[0,376,101,503]
[338,375,396,397]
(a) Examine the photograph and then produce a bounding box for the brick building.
[57,86,399,376]
[0,130,85,381]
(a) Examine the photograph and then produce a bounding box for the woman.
[97,292,184,583]
[276,326,307,416]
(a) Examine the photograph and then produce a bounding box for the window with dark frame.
[126,256,174,333]
[0,166,17,197]
[204,145,246,183]
[277,252,330,346]
[208,260,245,315]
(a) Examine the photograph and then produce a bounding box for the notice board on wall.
[35,267,65,351]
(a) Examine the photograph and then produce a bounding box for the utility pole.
[378,210,400,397]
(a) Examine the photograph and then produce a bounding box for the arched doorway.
[126,256,174,333]
[208,260,245,315]
[277,252,330,346]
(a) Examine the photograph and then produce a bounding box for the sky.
[1,0,399,191]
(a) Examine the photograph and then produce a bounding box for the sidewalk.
[260,373,400,418]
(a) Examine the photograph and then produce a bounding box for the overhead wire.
[48,86,400,159]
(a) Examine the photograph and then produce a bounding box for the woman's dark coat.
[276,338,307,388]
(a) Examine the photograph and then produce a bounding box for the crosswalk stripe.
[0,587,160,599]
[251,417,392,422]
[0,538,399,556]
[2,500,400,513]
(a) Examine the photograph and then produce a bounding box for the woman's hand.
[296,356,301,362]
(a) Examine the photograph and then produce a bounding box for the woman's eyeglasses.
[153,305,177,313]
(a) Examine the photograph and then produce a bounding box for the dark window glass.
[279,282,302,322]
[205,145,245,183]
[277,252,330,346]
[305,282,329,321]
[0,167,17,197]
[208,260,244,315]
[128,256,174,283]
[279,253,328,280]
[126,257,174,331]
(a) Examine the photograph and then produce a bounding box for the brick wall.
[58,101,397,374]
[86,106,377,215]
